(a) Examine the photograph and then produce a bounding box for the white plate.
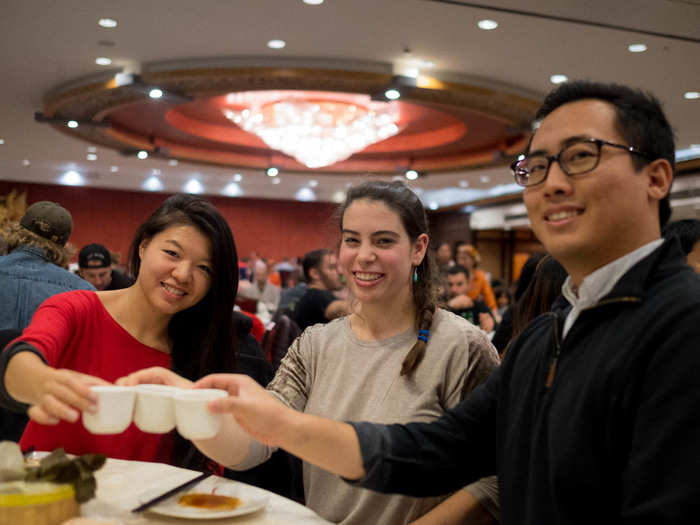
[146,478,268,520]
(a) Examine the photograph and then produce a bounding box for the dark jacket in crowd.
[350,238,700,524]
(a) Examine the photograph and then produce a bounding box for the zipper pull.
[545,357,558,388]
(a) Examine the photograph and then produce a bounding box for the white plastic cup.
[174,389,228,440]
[133,384,182,433]
[82,386,136,434]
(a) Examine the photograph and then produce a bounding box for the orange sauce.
[177,493,242,510]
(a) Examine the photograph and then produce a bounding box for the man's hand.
[448,294,474,310]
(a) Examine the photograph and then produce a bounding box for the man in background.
[292,249,348,331]
[445,265,495,333]
[0,201,94,330]
[78,243,133,290]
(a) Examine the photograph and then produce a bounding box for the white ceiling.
[1,0,699,215]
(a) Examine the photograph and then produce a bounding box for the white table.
[80,457,332,524]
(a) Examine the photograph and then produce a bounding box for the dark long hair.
[511,254,567,340]
[338,180,438,376]
[128,194,239,470]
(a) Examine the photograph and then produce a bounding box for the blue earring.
[413,268,418,282]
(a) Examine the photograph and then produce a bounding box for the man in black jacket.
[207,81,700,525]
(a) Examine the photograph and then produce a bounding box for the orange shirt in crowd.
[467,269,497,311]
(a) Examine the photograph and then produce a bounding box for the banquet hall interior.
[1,0,698,282]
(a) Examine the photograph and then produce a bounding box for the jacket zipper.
[544,296,641,389]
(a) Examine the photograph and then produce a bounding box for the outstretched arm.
[196,374,365,479]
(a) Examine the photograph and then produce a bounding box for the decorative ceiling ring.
[41,66,541,174]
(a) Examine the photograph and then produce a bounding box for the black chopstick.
[131,471,210,513]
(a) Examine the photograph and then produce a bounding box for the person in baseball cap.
[78,243,133,290]
[0,201,93,331]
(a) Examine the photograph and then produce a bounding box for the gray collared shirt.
[561,239,663,338]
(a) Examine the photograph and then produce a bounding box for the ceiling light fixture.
[22,160,30,166]
[384,88,401,100]
[550,74,568,84]
[0,139,4,145]
[66,120,79,128]
[98,18,118,28]
[95,57,112,66]
[149,88,164,99]
[110,166,119,172]
[143,176,164,191]
[295,187,316,201]
[225,94,400,168]
[308,179,319,188]
[267,39,286,49]
[137,150,149,159]
[303,0,324,4]
[168,159,178,166]
[684,91,699,100]
[459,180,469,188]
[405,169,419,180]
[266,166,280,177]
[86,153,97,161]
[223,182,243,196]
[429,201,439,210]
[477,19,498,30]
[233,173,243,182]
[151,168,161,175]
[628,44,647,53]
[184,178,204,194]
[480,175,491,183]
[59,170,85,186]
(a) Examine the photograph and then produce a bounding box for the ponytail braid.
[400,304,435,375]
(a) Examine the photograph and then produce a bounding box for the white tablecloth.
[80,457,332,524]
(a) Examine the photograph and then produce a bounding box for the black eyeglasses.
[511,138,651,187]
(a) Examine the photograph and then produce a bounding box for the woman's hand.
[27,368,109,425]
[115,367,193,388]
[195,374,292,447]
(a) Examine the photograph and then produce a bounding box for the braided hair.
[338,181,438,376]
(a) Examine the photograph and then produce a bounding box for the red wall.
[0,182,339,263]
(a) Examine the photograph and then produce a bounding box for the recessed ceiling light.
[22,159,30,166]
[271,177,281,185]
[95,57,112,66]
[0,138,4,145]
[480,175,490,183]
[86,153,97,161]
[267,39,286,49]
[151,168,161,175]
[184,179,204,194]
[477,19,498,30]
[308,179,319,188]
[421,60,435,68]
[332,190,346,203]
[110,166,119,172]
[684,91,700,100]
[429,201,439,210]
[267,167,279,177]
[303,0,324,4]
[550,74,568,84]
[143,176,164,192]
[459,180,469,188]
[168,159,178,166]
[295,187,316,201]
[149,88,163,99]
[59,170,85,186]
[223,182,243,196]
[66,120,79,128]
[384,88,401,100]
[628,44,647,53]
[405,169,419,180]
[98,18,118,28]
[233,173,243,182]
[137,150,149,160]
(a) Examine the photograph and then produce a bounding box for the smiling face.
[339,199,428,309]
[136,224,213,316]
[523,99,670,284]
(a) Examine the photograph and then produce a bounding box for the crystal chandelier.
[223,92,401,168]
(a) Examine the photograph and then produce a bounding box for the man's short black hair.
[302,249,330,282]
[663,219,700,254]
[447,264,470,280]
[531,81,675,227]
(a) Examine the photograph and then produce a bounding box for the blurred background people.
[445,265,495,333]
[454,242,499,320]
[78,243,134,290]
[0,201,94,331]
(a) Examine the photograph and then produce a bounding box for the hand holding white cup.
[82,386,136,434]
[133,384,183,433]
[174,389,228,440]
